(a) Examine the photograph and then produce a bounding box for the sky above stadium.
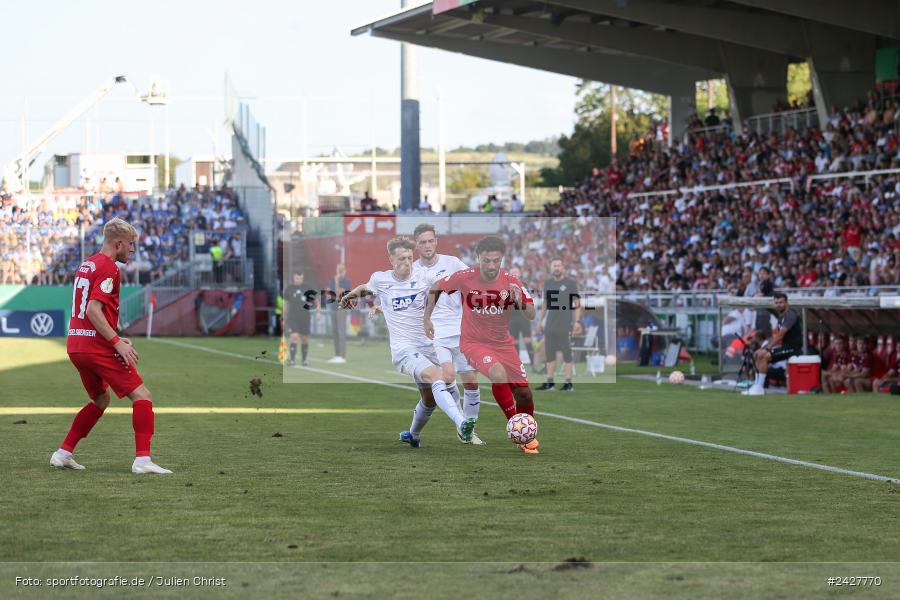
[0,0,576,173]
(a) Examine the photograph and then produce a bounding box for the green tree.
[695,79,730,120]
[541,81,669,186]
[447,167,489,193]
[523,136,560,156]
[787,62,812,107]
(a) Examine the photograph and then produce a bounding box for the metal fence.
[684,108,819,140]
[119,258,253,328]
[743,107,818,136]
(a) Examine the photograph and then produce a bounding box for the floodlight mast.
[3,74,143,193]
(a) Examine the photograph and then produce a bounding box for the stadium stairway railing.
[119,258,253,329]
[743,107,818,136]
[682,107,818,141]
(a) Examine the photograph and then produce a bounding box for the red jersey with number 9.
[67,252,121,354]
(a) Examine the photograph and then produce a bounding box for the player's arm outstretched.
[339,283,373,309]
[85,299,139,366]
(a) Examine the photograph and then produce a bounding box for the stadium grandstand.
[354,0,900,294]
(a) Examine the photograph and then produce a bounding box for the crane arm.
[4,75,138,192]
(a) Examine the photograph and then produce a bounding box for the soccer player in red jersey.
[424,235,541,454]
[50,217,172,474]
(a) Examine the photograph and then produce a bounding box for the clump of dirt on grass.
[249,377,263,397]
[553,557,592,571]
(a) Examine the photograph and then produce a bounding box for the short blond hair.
[386,236,415,256]
[103,217,137,242]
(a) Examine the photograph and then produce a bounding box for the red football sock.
[132,400,154,457]
[60,402,105,452]
[491,384,517,419]
[513,384,534,416]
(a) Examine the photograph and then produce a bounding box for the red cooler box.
[787,355,821,394]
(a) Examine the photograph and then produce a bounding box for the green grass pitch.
[1,336,899,599]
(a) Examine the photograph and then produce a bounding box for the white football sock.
[463,388,481,420]
[446,382,461,408]
[755,372,766,386]
[409,400,435,437]
[57,449,72,458]
[431,381,466,428]
[134,456,151,464]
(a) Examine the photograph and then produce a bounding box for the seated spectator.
[844,337,875,393]
[873,350,900,393]
[359,191,379,212]
[822,337,852,393]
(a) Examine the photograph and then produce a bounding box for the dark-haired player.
[424,235,540,454]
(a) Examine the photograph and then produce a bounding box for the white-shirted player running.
[339,237,476,446]
[412,223,484,445]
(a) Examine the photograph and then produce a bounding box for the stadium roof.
[352,0,900,127]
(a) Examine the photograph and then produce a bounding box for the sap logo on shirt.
[391,293,419,311]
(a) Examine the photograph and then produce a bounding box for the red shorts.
[69,352,144,400]
[461,340,529,386]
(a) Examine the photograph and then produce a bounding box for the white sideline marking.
[538,411,899,484]
[150,338,900,485]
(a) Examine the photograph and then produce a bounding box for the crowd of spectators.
[542,89,900,292]
[453,216,617,295]
[0,193,102,285]
[0,184,247,285]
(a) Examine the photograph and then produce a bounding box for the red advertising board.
[343,214,398,286]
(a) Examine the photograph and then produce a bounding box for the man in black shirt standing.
[536,259,581,392]
[744,291,802,396]
[284,272,316,366]
[508,267,536,371]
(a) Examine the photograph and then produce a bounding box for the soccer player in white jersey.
[339,237,476,446]
[412,223,484,445]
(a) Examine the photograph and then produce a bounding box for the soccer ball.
[604,354,617,367]
[506,413,538,445]
[669,370,685,384]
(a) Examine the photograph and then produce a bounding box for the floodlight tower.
[399,0,421,212]
[141,80,169,190]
